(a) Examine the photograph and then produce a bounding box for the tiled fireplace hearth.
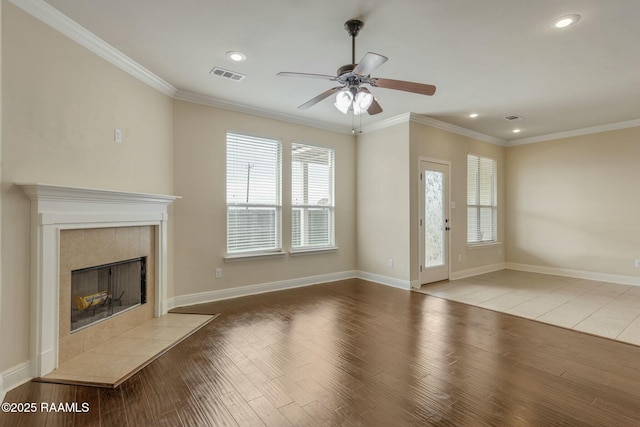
[20,184,179,378]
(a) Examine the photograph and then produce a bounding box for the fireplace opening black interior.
[70,257,147,332]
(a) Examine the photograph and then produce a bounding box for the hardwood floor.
[3,278,640,426]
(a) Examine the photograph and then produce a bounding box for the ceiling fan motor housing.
[337,64,356,77]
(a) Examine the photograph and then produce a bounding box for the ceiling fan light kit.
[334,86,374,115]
[277,19,436,117]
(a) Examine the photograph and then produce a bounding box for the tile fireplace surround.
[20,184,179,378]
[59,226,155,364]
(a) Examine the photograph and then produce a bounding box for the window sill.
[467,242,502,250]
[289,246,339,256]
[224,251,287,262]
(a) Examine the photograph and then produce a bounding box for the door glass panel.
[425,170,444,267]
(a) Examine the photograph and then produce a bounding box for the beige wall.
[410,122,506,280]
[1,4,174,371]
[356,123,412,281]
[356,120,505,285]
[505,127,640,277]
[172,100,356,295]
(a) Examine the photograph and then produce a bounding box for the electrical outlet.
[215,268,222,278]
[388,259,394,268]
[457,254,462,262]
[635,260,640,268]
[114,128,122,143]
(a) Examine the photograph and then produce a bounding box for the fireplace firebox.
[71,257,147,332]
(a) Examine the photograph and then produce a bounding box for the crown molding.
[174,90,353,135]
[350,113,507,147]
[409,114,507,146]
[507,118,640,146]
[9,0,177,97]
[359,112,412,134]
[360,113,507,146]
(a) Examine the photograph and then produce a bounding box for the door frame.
[417,157,452,287]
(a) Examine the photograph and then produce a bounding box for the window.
[292,143,335,249]
[467,153,497,244]
[226,132,282,254]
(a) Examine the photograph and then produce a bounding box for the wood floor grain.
[3,278,640,426]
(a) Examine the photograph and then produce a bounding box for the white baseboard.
[1,361,32,401]
[450,263,507,281]
[506,263,640,286]
[168,270,357,309]
[355,271,412,290]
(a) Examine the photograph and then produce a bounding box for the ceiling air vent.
[209,67,246,82]
[504,114,523,121]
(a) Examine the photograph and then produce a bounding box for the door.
[419,160,450,284]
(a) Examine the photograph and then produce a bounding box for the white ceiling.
[41,0,640,141]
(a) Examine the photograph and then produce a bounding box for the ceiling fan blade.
[298,86,342,110]
[369,78,436,96]
[367,98,383,115]
[353,52,388,76]
[277,72,337,81]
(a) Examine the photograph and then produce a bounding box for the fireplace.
[71,257,147,332]
[20,183,179,377]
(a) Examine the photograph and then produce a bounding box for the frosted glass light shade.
[334,89,353,114]
[353,90,373,115]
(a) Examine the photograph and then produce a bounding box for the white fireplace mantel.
[20,183,180,377]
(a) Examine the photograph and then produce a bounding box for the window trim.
[224,250,287,262]
[289,246,339,256]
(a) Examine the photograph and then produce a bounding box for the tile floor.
[41,313,215,387]
[416,269,640,346]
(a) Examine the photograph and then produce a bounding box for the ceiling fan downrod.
[344,19,363,65]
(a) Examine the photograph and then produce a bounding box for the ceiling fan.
[277,19,436,116]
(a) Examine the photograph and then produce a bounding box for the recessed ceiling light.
[226,51,246,62]
[468,113,479,118]
[512,129,521,134]
[550,14,580,29]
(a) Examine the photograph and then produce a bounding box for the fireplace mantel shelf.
[20,183,181,205]
[19,183,179,378]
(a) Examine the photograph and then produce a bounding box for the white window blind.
[467,154,497,244]
[292,143,335,249]
[226,132,282,254]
